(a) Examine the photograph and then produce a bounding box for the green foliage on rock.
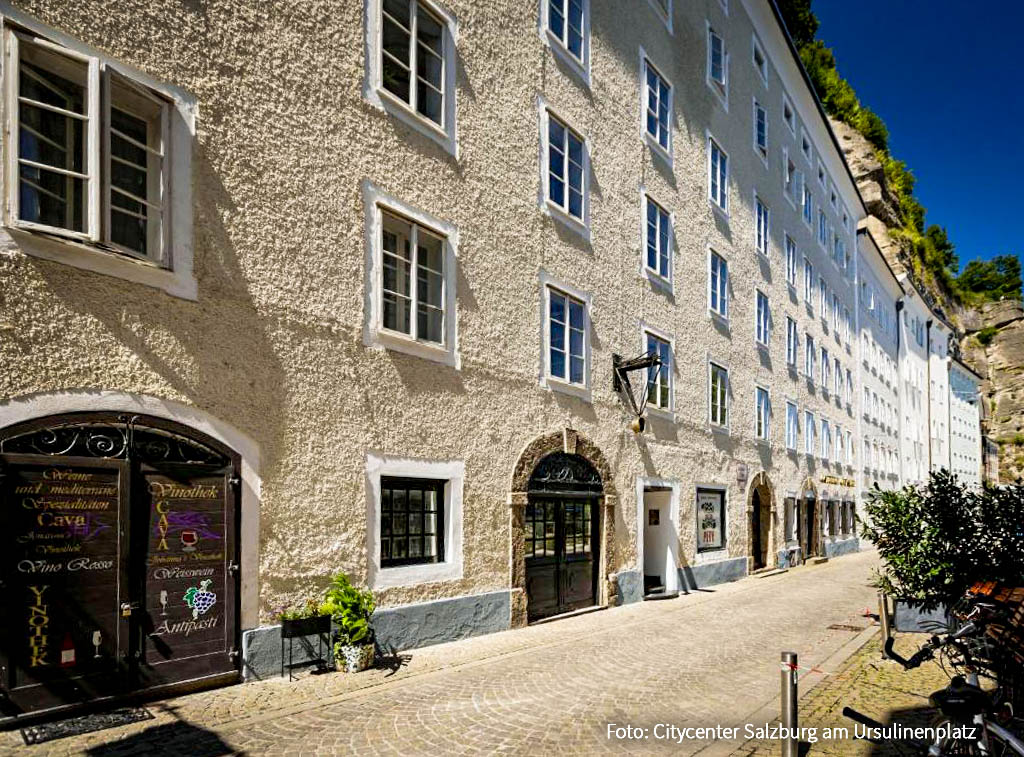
[958,255,1023,302]
[860,471,1024,611]
[975,326,999,346]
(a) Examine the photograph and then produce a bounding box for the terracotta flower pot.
[335,643,374,672]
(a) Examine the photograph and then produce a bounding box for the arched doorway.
[748,472,773,571]
[508,429,616,627]
[798,479,819,561]
[0,412,241,721]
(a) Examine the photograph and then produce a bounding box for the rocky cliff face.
[830,118,1020,481]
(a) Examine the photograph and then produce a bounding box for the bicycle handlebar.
[883,620,980,669]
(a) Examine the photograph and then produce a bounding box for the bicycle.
[842,622,1024,755]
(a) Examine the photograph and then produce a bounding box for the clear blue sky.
[813,1,1022,273]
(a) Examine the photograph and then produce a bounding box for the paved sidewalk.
[3,549,883,756]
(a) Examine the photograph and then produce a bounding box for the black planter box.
[280,614,331,638]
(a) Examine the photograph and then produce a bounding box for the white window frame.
[783,151,797,207]
[819,275,827,314]
[754,384,771,442]
[706,24,728,110]
[803,257,814,305]
[540,0,591,86]
[755,289,770,347]
[639,48,673,162]
[1,17,196,299]
[708,359,730,430]
[821,346,830,390]
[782,93,795,135]
[642,322,674,415]
[365,0,458,156]
[538,98,589,238]
[804,410,816,455]
[802,181,813,226]
[786,316,798,367]
[785,235,797,287]
[647,0,673,32]
[539,271,592,400]
[785,400,798,450]
[362,180,460,367]
[834,356,842,397]
[752,99,767,164]
[800,129,811,161]
[366,452,464,590]
[821,419,831,462]
[751,35,768,87]
[707,133,728,214]
[805,333,815,382]
[754,194,769,256]
[641,189,673,287]
[708,247,729,321]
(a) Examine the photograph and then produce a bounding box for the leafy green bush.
[976,326,999,346]
[275,597,324,621]
[320,572,375,648]
[860,471,1024,610]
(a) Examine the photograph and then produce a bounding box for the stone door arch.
[507,429,616,627]
[747,472,774,570]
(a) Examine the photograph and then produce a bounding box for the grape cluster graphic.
[183,579,217,620]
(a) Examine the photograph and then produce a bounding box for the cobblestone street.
[3,550,887,756]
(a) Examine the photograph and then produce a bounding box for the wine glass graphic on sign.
[160,590,168,616]
[180,529,199,552]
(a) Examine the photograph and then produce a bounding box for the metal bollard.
[878,592,891,650]
[780,651,799,757]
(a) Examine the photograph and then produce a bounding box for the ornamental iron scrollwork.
[1,419,228,467]
[528,452,603,494]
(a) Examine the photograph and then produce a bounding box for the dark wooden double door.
[525,497,599,621]
[0,416,240,721]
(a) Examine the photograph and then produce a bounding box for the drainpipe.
[926,319,933,473]
[895,299,904,487]
[947,355,953,478]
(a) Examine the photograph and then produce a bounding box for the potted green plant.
[319,572,376,672]
[276,597,331,639]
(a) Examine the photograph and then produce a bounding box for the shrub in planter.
[319,572,375,672]
[276,598,331,638]
[860,471,1024,612]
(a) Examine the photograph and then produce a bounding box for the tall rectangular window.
[786,316,798,366]
[755,385,770,440]
[846,368,853,403]
[645,60,671,151]
[755,197,769,256]
[380,477,444,567]
[818,208,827,246]
[832,294,840,332]
[805,333,815,380]
[821,419,831,461]
[821,346,830,388]
[708,29,726,94]
[785,159,797,201]
[646,331,672,410]
[786,401,798,450]
[548,0,586,62]
[753,101,767,159]
[708,137,728,211]
[755,290,770,346]
[547,286,586,385]
[709,250,728,317]
[802,183,812,224]
[709,361,728,427]
[834,357,842,397]
[381,210,445,344]
[803,258,813,303]
[547,112,585,221]
[785,235,797,286]
[818,276,827,313]
[645,195,671,280]
[381,0,446,126]
[805,411,816,455]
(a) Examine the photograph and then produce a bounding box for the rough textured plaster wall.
[0,0,863,623]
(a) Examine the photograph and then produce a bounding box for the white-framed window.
[821,346,830,388]
[843,306,851,342]
[755,289,770,346]
[782,94,795,134]
[647,0,672,31]
[786,316,798,366]
[362,180,459,367]
[752,36,767,85]
[784,155,797,203]
[785,235,797,286]
[821,419,831,462]
[801,131,811,160]
[366,452,464,590]
[709,249,728,318]
[545,282,588,388]
[543,0,590,80]
[755,196,769,256]
[708,136,728,212]
[834,357,842,397]
[802,182,813,225]
[845,430,853,465]
[755,385,771,441]
[817,162,826,187]
[707,25,728,107]
[643,55,672,154]
[846,368,853,403]
[817,208,827,247]
[709,360,729,428]
[2,23,197,298]
[832,294,841,333]
[753,100,767,161]
[818,275,827,313]
[645,328,673,411]
[540,104,587,230]
[805,333,815,380]
[803,257,813,303]
[785,401,798,450]
[804,411,816,455]
[367,0,457,155]
[644,193,671,282]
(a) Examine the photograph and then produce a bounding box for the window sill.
[708,422,730,436]
[544,31,590,88]
[644,132,673,167]
[643,266,673,294]
[543,374,592,403]
[708,198,729,222]
[706,79,729,112]
[708,309,729,328]
[5,225,197,300]
[368,327,460,369]
[543,200,590,242]
[372,559,461,590]
[374,86,457,158]
[647,405,676,423]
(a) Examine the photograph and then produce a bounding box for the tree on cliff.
[958,256,1023,301]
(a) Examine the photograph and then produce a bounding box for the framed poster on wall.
[696,487,725,552]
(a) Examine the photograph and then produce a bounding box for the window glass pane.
[566,0,584,57]
[382,213,413,335]
[548,0,564,39]
[381,4,412,103]
[416,231,444,343]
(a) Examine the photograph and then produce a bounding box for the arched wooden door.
[524,453,602,622]
[0,412,241,722]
